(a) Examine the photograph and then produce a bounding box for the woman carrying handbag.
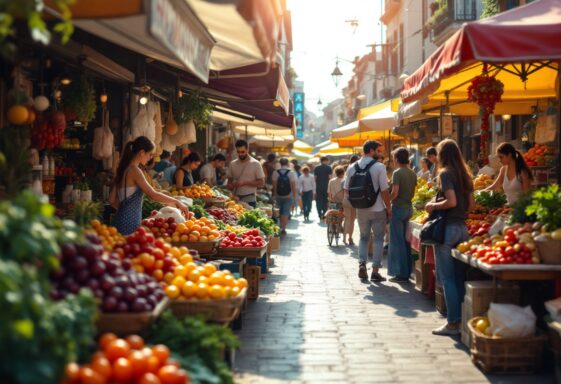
[424,139,475,336]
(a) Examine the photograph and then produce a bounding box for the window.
[506,0,520,10]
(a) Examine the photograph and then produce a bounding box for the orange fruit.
[163,272,175,284]
[64,362,81,382]
[176,223,187,234]
[208,271,225,286]
[99,333,118,350]
[79,367,105,384]
[231,286,241,296]
[202,263,217,276]
[165,285,180,300]
[180,234,189,242]
[209,284,226,300]
[188,269,201,282]
[105,339,131,362]
[184,262,197,274]
[157,365,183,384]
[181,281,196,298]
[196,283,209,299]
[137,372,161,384]
[146,355,161,373]
[151,345,170,365]
[126,335,145,350]
[237,278,248,289]
[188,234,199,242]
[112,357,133,382]
[174,265,188,277]
[91,355,112,379]
[172,276,186,288]
[190,230,201,238]
[191,224,201,233]
[152,269,164,281]
[200,235,208,242]
[224,286,233,297]
[129,350,149,377]
[179,254,192,264]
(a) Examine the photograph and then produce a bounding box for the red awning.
[401,0,561,103]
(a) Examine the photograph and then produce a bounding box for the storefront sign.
[441,115,453,136]
[294,92,305,139]
[149,0,215,83]
[536,115,556,144]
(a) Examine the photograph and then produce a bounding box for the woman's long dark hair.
[497,142,534,182]
[421,157,432,171]
[437,139,473,195]
[115,136,155,187]
[180,152,202,167]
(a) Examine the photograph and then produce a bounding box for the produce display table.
[408,221,436,297]
[96,298,169,336]
[170,288,247,325]
[215,243,268,259]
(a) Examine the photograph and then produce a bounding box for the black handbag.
[420,191,447,244]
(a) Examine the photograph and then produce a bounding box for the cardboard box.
[270,236,280,251]
[414,257,431,294]
[464,280,520,316]
[244,265,260,300]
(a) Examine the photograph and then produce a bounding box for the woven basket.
[96,298,169,336]
[169,288,246,324]
[536,239,561,264]
[468,316,546,374]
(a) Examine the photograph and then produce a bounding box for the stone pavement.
[234,215,554,384]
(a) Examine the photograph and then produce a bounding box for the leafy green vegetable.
[191,204,209,219]
[526,185,561,231]
[0,260,97,384]
[143,197,164,219]
[148,311,239,384]
[508,189,537,224]
[237,209,279,236]
[66,201,101,227]
[192,198,205,207]
[475,190,507,209]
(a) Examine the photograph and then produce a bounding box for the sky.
[287,0,384,115]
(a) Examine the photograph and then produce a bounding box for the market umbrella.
[401,0,561,106]
[249,134,294,148]
[317,142,355,156]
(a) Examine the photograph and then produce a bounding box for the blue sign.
[294,92,305,139]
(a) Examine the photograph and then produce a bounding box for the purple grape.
[136,285,148,297]
[50,266,66,280]
[76,269,90,283]
[69,282,80,294]
[137,274,147,285]
[87,278,100,291]
[93,289,104,299]
[115,275,128,288]
[91,260,106,277]
[62,276,75,290]
[155,290,164,301]
[128,273,139,286]
[124,287,138,302]
[110,286,124,299]
[71,256,88,271]
[146,295,157,308]
[78,244,98,261]
[132,297,148,313]
[105,259,119,272]
[122,259,132,271]
[116,301,129,313]
[103,296,118,312]
[100,275,115,291]
[110,267,125,278]
[50,289,62,300]
[61,243,77,260]
[86,233,102,245]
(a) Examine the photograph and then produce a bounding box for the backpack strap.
[354,159,376,173]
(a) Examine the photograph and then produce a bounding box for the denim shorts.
[276,197,293,216]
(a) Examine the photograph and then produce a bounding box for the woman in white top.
[328,166,345,207]
[485,143,533,205]
[298,166,315,222]
[417,157,432,182]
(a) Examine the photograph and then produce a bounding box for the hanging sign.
[535,115,556,144]
[294,92,305,139]
[441,115,453,136]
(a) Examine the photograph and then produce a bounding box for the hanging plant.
[174,90,213,129]
[481,0,500,19]
[467,64,504,162]
[62,74,97,127]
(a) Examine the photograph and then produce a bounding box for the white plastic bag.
[488,303,536,338]
[489,216,506,236]
[93,110,114,160]
[151,206,185,223]
[160,131,176,153]
[131,106,149,140]
[153,101,163,156]
[185,120,196,144]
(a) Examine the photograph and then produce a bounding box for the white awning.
[360,104,396,132]
[331,120,359,139]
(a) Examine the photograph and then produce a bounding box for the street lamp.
[331,58,343,87]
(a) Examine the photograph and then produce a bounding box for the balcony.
[431,0,478,45]
[380,0,401,25]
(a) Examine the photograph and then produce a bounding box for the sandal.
[348,239,355,246]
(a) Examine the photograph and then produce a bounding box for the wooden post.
[557,65,561,184]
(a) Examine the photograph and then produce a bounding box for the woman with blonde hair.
[425,139,475,336]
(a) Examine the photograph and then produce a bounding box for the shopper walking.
[387,148,417,282]
[298,166,315,222]
[345,140,391,281]
[110,136,189,235]
[227,140,265,208]
[314,156,332,220]
[174,152,202,188]
[484,142,533,205]
[272,158,298,235]
[263,153,279,187]
[200,153,226,186]
[425,139,475,336]
[328,166,345,208]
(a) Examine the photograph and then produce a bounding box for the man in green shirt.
[388,147,417,282]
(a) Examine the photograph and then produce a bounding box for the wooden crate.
[468,317,547,374]
[465,281,520,317]
[172,238,222,256]
[461,302,472,347]
[435,283,447,316]
[414,256,431,294]
[169,289,246,324]
[216,243,267,259]
[244,265,260,300]
[96,299,169,336]
[270,236,280,251]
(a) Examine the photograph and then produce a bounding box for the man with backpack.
[344,140,391,281]
[272,157,298,235]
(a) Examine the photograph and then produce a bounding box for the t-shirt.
[392,167,417,207]
[271,166,297,198]
[153,159,171,173]
[314,164,332,193]
[227,156,265,201]
[439,169,469,223]
[200,163,216,185]
[344,156,389,212]
[161,165,177,185]
[328,177,345,204]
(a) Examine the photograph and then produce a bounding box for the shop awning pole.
[245,125,248,140]
[557,65,561,184]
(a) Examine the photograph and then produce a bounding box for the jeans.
[301,191,313,218]
[276,197,293,216]
[316,190,328,218]
[357,209,387,268]
[435,222,469,324]
[388,205,413,278]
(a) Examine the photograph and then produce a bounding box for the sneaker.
[281,229,287,236]
[432,323,460,336]
[358,263,368,279]
[370,271,386,282]
[389,276,410,283]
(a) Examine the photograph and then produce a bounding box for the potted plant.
[62,74,97,128]
[174,90,213,129]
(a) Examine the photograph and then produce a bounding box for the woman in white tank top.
[484,143,533,205]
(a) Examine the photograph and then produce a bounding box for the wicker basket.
[169,288,247,324]
[96,298,169,336]
[468,316,547,374]
[536,239,561,264]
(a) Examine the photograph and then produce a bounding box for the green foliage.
[62,74,97,127]
[174,90,213,129]
[143,196,164,219]
[237,209,279,236]
[0,259,97,384]
[481,0,500,18]
[148,311,239,384]
[508,189,537,224]
[0,125,31,198]
[526,185,561,231]
[430,0,449,24]
[66,201,101,227]
[475,190,507,209]
[191,204,209,219]
[0,191,82,278]
[0,0,75,58]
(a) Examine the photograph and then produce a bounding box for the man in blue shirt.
[153,150,172,173]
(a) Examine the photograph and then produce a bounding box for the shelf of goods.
[169,288,247,324]
[97,298,169,336]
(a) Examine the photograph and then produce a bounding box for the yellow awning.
[293,140,313,153]
[331,131,403,147]
[318,142,355,156]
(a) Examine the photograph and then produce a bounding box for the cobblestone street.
[234,215,554,384]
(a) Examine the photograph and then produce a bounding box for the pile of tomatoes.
[63,333,188,384]
[220,230,265,248]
